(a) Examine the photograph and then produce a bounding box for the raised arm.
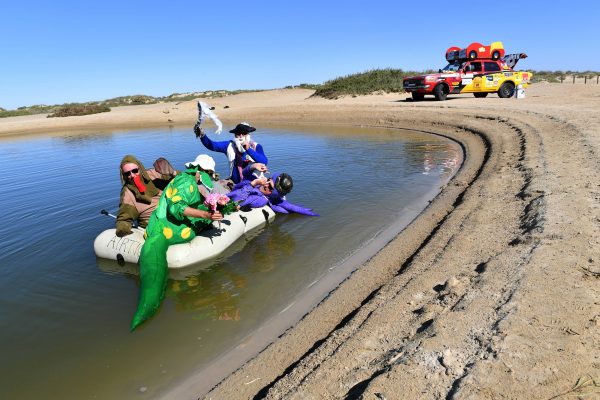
[246,143,268,164]
[199,132,230,154]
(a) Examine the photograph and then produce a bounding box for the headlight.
[425,76,437,82]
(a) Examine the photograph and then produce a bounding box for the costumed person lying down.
[228,163,319,216]
[130,154,238,331]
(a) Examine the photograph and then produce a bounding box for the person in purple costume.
[228,170,319,216]
[194,121,268,185]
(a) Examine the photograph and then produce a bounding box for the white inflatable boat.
[94,206,275,268]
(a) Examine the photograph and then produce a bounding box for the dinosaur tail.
[130,234,170,331]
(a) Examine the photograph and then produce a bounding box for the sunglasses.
[123,168,139,177]
[267,181,274,191]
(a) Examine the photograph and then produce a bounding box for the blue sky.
[1,0,598,110]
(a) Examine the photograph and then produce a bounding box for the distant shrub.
[312,68,429,99]
[529,70,600,83]
[284,83,322,90]
[0,109,34,118]
[129,95,154,105]
[0,104,58,118]
[47,104,111,118]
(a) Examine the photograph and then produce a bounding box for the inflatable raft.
[94,206,275,268]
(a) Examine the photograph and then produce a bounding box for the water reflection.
[168,266,245,321]
[57,132,115,146]
[166,224,295,322]
[249,223,296,273]
[413,142,462,177]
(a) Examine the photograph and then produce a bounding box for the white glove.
[234,138,245,153]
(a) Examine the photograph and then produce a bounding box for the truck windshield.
[440,62,463,72]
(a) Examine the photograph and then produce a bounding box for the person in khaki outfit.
[116,155,177,237]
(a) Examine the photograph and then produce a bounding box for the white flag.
[197,101,223,134]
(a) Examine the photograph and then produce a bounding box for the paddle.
[100,209,117,219]
[100,209,140,229]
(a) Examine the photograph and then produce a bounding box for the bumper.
[403,84,431,92]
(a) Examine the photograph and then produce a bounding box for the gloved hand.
[116,221,133,237]
[193,123,204,138]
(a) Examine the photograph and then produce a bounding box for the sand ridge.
[3,85,598,399]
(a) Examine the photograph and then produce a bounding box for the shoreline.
[4,85,598,399]
[159,127,465,399]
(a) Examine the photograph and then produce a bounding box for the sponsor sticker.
[504,72,513,77]
[462,78,472,85]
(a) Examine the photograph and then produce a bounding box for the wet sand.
[3,84,599,399]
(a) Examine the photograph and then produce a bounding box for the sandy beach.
[3,84,598,399]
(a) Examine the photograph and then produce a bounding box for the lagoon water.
[0,125,461,399]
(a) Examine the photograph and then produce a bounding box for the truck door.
[461,61,482,92]
[482,61,502,91]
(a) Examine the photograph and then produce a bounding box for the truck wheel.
[492,50,500,60]
[498,82,515,98]
[469,50,477,59]
[434,84,448,101]
[411,92,425,101]
[473,92,488,98]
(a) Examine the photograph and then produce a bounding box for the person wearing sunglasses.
[194,121,268,186]
[116,155,177,237]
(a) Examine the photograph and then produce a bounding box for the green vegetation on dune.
[529,70,600,83]
[0,89,262,118]
[48,104,111,118]
[284,83,322,90]
[0,104,58,118]
[311,68,433,99]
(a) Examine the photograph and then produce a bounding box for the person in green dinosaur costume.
[130,154,237,331]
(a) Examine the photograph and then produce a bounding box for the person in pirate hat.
[195,121,268,185]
